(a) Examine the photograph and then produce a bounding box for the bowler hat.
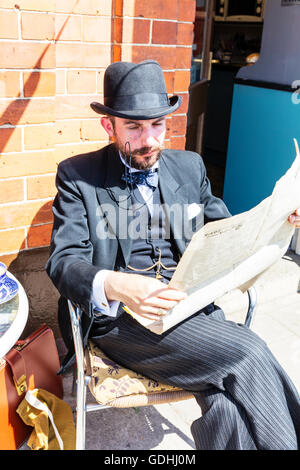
[90,60,182,120]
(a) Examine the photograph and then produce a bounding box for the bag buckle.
[14,374,27,396]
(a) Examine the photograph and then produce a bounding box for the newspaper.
[126,140,300,334]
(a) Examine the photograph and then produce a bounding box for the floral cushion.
[86,340,181,405]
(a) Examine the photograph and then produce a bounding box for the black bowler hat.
[90,60,182,120]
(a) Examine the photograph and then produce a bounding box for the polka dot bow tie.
[121,168,158,190]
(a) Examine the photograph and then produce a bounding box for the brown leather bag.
[0,324,63,450]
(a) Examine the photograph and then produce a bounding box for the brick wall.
[0,0,195,335]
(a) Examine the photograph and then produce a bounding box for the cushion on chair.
[86,341,184,406]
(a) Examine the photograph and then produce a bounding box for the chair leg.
[72,364,77,397]
[75,365,87,450]
[67,300,88,450]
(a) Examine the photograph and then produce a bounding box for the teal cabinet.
[223,83,300,215]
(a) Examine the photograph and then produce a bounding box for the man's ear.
[101,116,115,138]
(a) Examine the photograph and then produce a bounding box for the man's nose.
[140,127,157,147]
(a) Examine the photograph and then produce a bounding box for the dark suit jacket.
[46,144,231,369]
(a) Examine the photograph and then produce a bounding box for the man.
[46,60,300,450]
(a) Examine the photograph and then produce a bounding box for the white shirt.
[91,152,159,317]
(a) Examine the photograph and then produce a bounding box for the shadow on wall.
[6,203,59,339]
[0,6,79,151]
[0,55,49,152]
[0,4,81,338]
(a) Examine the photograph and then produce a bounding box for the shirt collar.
[119,150,159,173]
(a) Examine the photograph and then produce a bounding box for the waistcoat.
[123,184,179,283]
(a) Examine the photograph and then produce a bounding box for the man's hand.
[104,271,187,320]
[288,208,300,228]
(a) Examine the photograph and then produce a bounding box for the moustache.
[131,146,163,156]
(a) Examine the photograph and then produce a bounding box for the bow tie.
[121,169,158,190]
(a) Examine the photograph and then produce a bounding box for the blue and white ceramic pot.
[0,262,19,304]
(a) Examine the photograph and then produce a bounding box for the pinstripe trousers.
[91,306,300,450]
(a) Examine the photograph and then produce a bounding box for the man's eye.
[128,126,139,130]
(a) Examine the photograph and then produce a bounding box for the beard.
[114,139,164,170]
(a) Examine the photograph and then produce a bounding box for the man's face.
[102,116,167,170]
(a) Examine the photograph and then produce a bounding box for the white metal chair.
[67,286,257,450]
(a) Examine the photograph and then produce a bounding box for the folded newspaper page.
[126,140,300,334]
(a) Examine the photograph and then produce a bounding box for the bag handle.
[5,348,27,395]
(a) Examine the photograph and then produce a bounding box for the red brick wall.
[0,0,196,259]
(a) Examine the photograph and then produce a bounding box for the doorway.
[186,0,264,198]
